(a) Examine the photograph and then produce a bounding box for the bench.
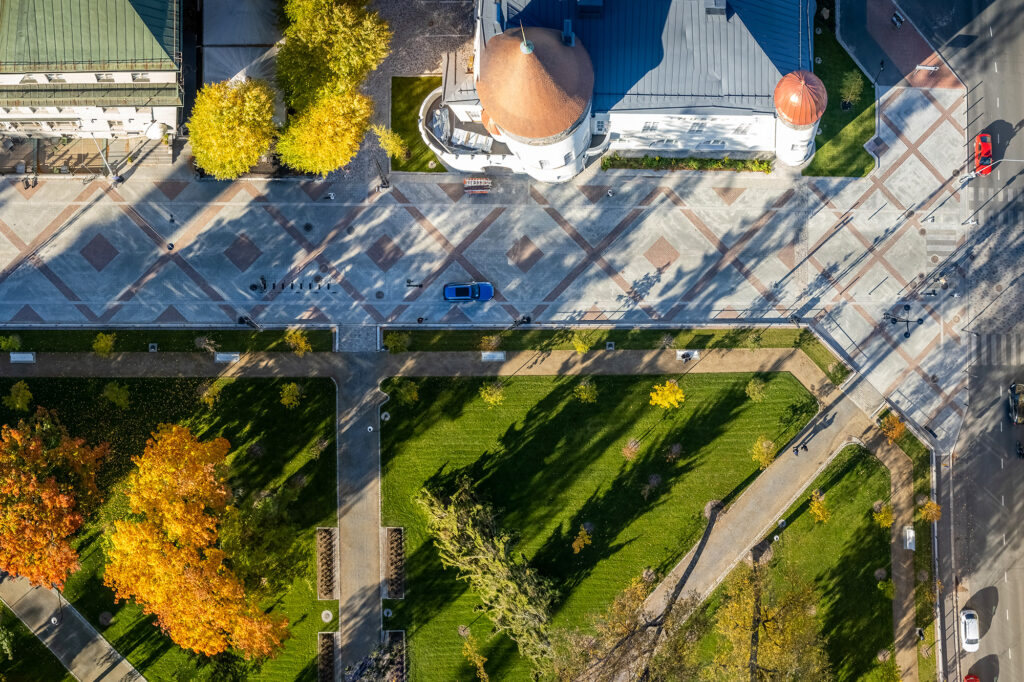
[9,352,35,364]
[213,352,240,364]
[676,349,701,362]
[481,351,506,362]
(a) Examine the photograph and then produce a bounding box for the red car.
[975,133,994,175]
[965,676,980,682]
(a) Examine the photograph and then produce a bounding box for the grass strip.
[0,328,332,353]
[386,327,851,385]
[601,154,772,173]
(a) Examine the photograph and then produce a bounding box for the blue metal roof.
[483,0,814,115]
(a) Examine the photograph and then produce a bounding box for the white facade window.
[131,72,149,82]
[96,73,114,83]
[20,75,37,84]
[537,159,548,169]
[563,151,573,165]
[45,73,65,83]
[136,107,152,116]
[594,119,607,134]
[689,121,706,133]
[642,122,658,132]
[704,139,726,146]
[734,123,752,135]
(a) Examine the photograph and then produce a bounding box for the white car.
[960,609,980,652]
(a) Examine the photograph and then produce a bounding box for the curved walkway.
[1,348,917,679]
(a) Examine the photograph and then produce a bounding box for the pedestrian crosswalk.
[971,187,1024,227]
[925,228,959,263]
[971,333,1024,366]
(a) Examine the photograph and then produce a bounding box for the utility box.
[214,352,240,364]
[9,352,35,364]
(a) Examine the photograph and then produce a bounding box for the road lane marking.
[995,61,999,72]
[1002,494,1005,505]
[998,97,1001,107]
[1007,609,1010,620]
[1004,533,1007,546]
[990,26,994,36]
[1006,571,1009,583]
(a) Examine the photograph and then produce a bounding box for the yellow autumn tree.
[104,425,288,659]
[750,435,776,470]
[188,80,277,180]
[277,90,374,177]
[371,124,408,161]
[919,500,942,523]
[879,413,906,444]
[809,490,830,523]
[649,380,685,409]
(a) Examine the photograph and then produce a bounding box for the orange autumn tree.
[0,408,108,588]
[104,424,288,659]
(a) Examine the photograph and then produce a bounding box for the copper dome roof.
[774,70,827,126]
[477,26,594,140]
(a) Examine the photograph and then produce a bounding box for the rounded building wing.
[773,70,828,127]
[476,26,594,140]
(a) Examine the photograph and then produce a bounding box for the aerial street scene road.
[0,0,1016,680]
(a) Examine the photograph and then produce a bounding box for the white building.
[0,0,182,140]
[420,0,827,183]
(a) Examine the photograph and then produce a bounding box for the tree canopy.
[188,79,277,180]
[0,409,108,588]
[417,477,554,670]
[275,90,373,177]
[104,424,288,659]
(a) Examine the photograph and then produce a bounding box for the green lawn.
[391,76,444,173]
[0,604,75,682]
[600,154,772,173]
[381,373,818,680]
[0,377,338,682]
[802,23,877,177]
[694,445,896,680]
[386,327,851,385]
[0,328,333,353]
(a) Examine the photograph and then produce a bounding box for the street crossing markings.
[925,228,958,261]
[973,333,1024,365]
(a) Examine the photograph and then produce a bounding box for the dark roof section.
[482,0,814,115]
[0,0,180,73]
[0,83,181,106]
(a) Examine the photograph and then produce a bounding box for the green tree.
[573,378,598,404]
[745,377,767,403]
[383,331,411,353]
[712,563,831,680]
[277,0,391,111]
[0,335,21,351]
[840,70,864,105]
[388,378,419,406]
[479,381,505,409]
[277,90,374,176]
[371,124,408,161]
[283,328,312,357]
[101,382,130,409]
[188,80,277,180]
[417,477,554,670]
[0,609,15,662]
[92,332,116,357]
[750,434,776,470]
[2,381,31,412]
[280,382,302,409]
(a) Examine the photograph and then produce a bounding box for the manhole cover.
[375,290,385,299]
[313,275,323,283]
[99,611,113,626]
[319,263,329,273]
[931,255,939,263]
[918,228,926,236]
[303,222,313,232]
[346,226,355,235]
[321,610,333,623]
[381,411,391,422]
[954,315,961,323]
[997,284,1004,292]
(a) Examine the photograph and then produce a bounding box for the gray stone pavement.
[0,574,141,682]
[0,82,970,461]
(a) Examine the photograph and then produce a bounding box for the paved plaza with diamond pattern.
[0,86,973,453]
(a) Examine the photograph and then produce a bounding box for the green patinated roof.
[0,83,181,106]
[0,0,180,73]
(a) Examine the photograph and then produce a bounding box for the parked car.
[964,675,980,682]
[1009,383,1024,424]
[975,133,993,175]
[960,608,980,652]
[443,281,494,302]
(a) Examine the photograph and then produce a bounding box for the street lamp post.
[884,304,924,338]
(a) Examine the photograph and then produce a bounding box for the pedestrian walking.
[793,447,799,457]
[801,444,808,452]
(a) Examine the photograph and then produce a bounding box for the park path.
[1,348,917,679]
[0,574,141,682]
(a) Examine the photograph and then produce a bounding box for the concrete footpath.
[0,574,141,681]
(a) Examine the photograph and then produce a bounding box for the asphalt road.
[895,0,1024,678]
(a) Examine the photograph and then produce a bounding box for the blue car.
[443,281,494,302]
